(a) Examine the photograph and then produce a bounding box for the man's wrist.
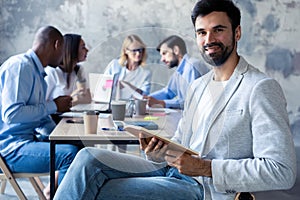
[47,100,57,114]
[203,159,212,177]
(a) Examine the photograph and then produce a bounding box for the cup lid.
[135,99,148,102]
[111,100,127,105]
[84,110,100,115]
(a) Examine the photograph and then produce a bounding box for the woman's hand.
[71,88,92,105]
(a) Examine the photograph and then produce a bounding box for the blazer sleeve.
[212,78,297,193]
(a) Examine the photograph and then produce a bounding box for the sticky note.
[144,116,159,120]
[104,80,113,89]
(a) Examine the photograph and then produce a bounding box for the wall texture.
[1,0,300,129]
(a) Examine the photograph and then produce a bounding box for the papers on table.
[147,107,177,114]
[60,112,84,118]
[60,112,115,119]
[61,108,178,119]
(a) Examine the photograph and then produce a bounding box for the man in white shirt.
[54,1,296,199]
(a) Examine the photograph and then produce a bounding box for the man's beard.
[200,37,235,67]
[169,54,179,68]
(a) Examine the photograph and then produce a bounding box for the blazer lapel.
[199,57,249,156]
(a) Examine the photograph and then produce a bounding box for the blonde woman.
[105,34,152,100]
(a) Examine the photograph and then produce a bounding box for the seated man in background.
[145,35,209,109]
[0,26,78,198]
[53,1,296,199]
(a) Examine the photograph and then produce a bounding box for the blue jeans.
[54,147,204,200]
[4,141,78,184]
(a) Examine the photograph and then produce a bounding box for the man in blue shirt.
[146,35,209,109]
[0,26,78,198]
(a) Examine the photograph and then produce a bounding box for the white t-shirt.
[44,66,86,100]
[192,78,228,150]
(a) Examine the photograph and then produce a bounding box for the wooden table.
[49,109,182,199]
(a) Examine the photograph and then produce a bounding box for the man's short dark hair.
[156,35,187,55]
[191,0,241,32]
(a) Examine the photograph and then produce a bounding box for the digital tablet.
[124,125,198,155]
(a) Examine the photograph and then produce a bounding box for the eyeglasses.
[126,48,145,54]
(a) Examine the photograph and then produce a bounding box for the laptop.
[70,73,115,113]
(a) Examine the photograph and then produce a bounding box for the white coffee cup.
[111,101,127,121]
[83,111,99,134]
[135,99,147,115]
[98,114,115,130]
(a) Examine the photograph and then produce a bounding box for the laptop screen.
[70,73,115,113]
[89,73,115,104]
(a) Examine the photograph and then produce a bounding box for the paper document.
[120,80,143,100]
[147,107,177,114]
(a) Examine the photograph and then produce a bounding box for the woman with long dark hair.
[45,33,91,105]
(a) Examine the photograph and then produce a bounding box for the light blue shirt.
[0,49,57,157]
[150,54,209,109]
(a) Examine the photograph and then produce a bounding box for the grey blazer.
[173,56,297,199]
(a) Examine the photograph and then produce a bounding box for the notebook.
[70,73,115,113]
[114,121,159,130]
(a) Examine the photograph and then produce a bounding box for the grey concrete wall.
[1,0,300,127]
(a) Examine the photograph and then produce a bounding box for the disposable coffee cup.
[111,101,127,121]
[83,111,99,134]
[135,99,147,115]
